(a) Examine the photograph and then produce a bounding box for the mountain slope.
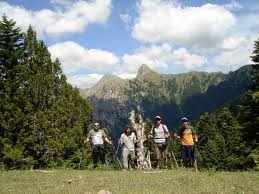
[80,65,252,139]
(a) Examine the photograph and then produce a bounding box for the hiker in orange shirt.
[174,117,198,171]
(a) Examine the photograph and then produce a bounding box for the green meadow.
[0,169,258,194]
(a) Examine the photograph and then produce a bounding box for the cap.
[182,117,188,122]
[155,116,162,120]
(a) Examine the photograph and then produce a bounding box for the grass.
[0,169,258,194]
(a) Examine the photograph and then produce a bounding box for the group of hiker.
[84,116,198,171]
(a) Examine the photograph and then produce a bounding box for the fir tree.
[195,112,227,169]
[237,38,259,167]
[216,107,254,169]
[0,15,26,168]
[0,16,93,169]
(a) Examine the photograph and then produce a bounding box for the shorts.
[155,143,168,160]
[180,145,195,161]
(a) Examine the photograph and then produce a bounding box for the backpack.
[152,124,170,141]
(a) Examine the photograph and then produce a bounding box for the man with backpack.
[174,117,198,171]
[149,116,170,169]
[119,126,137,170]
[84,122,112,169]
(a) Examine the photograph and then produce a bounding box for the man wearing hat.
[149,115,170,169]
[174,117,198,171]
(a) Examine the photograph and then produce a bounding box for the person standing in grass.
[149,116,170,169]
[84,122,112,168]
[174,117,198,172]
[119,126,137,170]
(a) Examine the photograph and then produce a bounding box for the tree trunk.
[128,110,150,169]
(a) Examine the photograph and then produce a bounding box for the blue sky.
[1,0,258,88]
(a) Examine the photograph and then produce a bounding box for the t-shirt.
[120,132,136,151]
[88,129,107,145]
[151,124,169,144]
[180,128,197,146]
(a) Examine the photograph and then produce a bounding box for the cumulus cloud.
[221,36,247,50]
[117,73,137,80]
[212,40,253,72]
[0,0,112,37]
[48,41,207,84]
[171,48,208,69]
[120,44,207,74]
[132,0,236,51]
[214,47,250,67]
[48,41,119,74]
[67,74,103,88]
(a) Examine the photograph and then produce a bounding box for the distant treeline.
[0,16,258,170]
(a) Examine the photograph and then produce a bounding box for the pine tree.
[195,112,227,169]
[19,26,93,168]
[238,38,259,167]
[0,17,93,169]
[0,15,26,168]
[216,107,254,169]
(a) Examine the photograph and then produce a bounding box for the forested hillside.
[81,64,252,140]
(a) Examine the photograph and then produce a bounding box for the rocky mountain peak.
[137,64,157,78]
[94,74,123,87]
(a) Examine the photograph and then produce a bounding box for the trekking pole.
[171,150,179,170]
[115,140,120,155]
[115,140,123,169]
[104,143,112,170]
[78,142,83,169]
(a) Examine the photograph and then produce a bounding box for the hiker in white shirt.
[149,116,170,169]
[119,126,137,170]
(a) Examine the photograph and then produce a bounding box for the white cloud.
[67,74,103,88]
[0,0,112,37]
[211,9,259,72]
[121,44,171,74]
[48,41,119,74]
[212,47,251,72]
[117,73,137,80]
[212,36,255,72]
[54,42,207,87]
[120,44,207,74]
[120,14,132,28]
[171,48,208,69]
[133,0,236,51]
[221,36,247,50]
